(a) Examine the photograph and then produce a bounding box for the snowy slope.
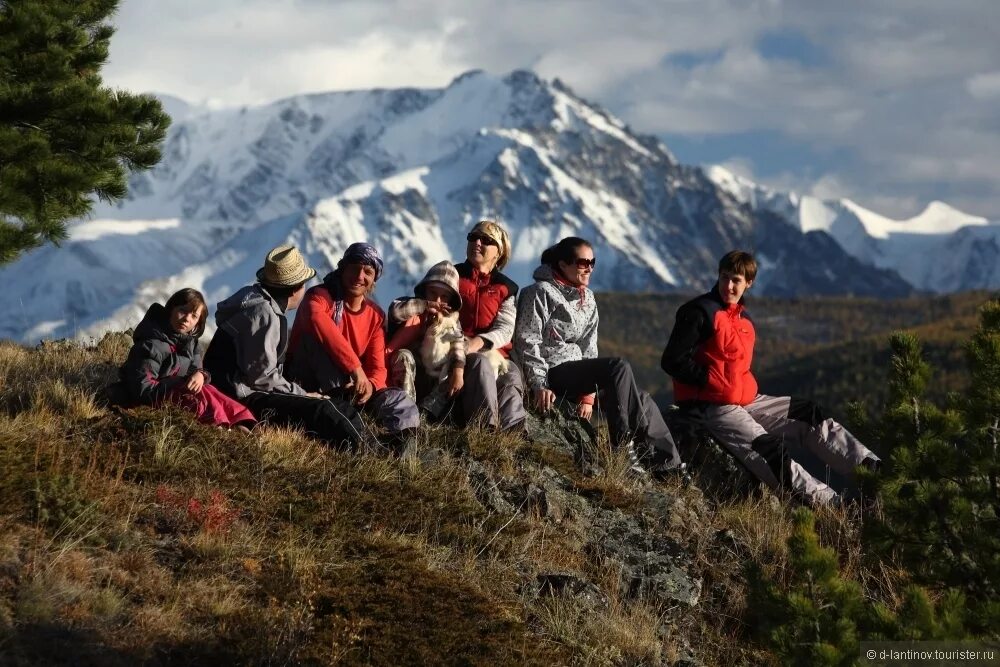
[708,166,1000,292]
[0,70,935,343]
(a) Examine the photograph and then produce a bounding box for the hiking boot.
[623,440,650,482]
[651,461,692,486]
[419,384,452,421]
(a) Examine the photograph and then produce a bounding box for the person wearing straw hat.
[203,244,364,449]
[287,242,419,447]
[388,219,526,430]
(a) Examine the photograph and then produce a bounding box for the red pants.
[166,383,255,427]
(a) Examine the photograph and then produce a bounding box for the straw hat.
[256,244,317,287]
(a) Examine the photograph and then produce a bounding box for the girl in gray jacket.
[513,237,682,478]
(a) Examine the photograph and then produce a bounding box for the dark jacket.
[203,284,307,399]
[120,303,204,404]
[661,287,758,406]
[455,261,518,357]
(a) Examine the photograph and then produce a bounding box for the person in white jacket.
[513,236,683,478]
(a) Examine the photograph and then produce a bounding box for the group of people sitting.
[118,219,880,507]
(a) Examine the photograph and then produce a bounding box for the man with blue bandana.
[288,242,419,448]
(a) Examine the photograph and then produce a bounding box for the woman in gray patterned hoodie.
[513,237,683,478]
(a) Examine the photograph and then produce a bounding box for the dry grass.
[0,338,574,664]
[0,335,897,666]
[531,585,673,666]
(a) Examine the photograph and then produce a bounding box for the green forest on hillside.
[597,290,990,419]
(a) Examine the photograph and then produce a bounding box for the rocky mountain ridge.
[1,69,992,342]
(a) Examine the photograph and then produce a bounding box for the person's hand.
[447,368,465,397]
[350,367,373,405]
[533,388,556,412]
[426,301,451,318]
[576,402,593,420]
[465,335,485,354]
[186,370,205,393]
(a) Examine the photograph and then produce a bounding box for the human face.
[423,283,452,308]
[340,263,377,299]
[170,303,204,335]
[557,246,595,287]
[466,231,500,272]
[287,284,308,310]
[718,270,752,305]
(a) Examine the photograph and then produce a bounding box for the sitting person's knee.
[465,352,493,375]
[609,356,632,375]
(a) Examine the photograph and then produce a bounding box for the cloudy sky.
[104,0,1000,220]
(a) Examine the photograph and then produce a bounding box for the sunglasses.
[466,232,499,247]
[573,257,597,269]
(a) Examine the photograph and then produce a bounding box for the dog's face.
[427,309,459,335]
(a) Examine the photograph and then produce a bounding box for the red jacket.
[661,289,758,406]
[288,285,388,390]
[455,261,518,358]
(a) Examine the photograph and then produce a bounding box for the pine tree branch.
[988,418,1000,518]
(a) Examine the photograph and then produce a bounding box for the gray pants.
[462,352,527,429]
[548,357,681,470]
[388,349,526,429]
[287,338,419,434]
[688,394,880,506]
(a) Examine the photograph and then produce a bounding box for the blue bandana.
[338,242,383,282]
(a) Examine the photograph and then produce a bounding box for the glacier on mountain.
[707,166,1000,293]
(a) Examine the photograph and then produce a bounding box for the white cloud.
[967,71,1000,99]
[102,0,1000,219]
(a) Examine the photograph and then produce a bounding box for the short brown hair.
[718,250,757,282]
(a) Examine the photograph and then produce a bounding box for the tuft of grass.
[531,591,671,666]
[32,379,107,420]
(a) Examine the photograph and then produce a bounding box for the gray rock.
[531,572,609,610]
[465,459,516,516]
[589,508,702,607]
[524,401,602,476]
[641,489,706,534]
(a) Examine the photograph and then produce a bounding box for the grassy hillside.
[597,290,989,420]
[0,334,805,666]
[1,292,981,664]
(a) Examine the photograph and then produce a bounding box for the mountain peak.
[2,73,994,342]
[914,200,987,226]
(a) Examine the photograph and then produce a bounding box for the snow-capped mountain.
[708,166,1000,293]
[0,69,985,343]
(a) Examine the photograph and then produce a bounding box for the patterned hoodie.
[513,264,599,391]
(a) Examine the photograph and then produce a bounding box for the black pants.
[548,357,681,469]
[244,392,364,450]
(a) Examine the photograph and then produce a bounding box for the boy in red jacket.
[661,250,880,506]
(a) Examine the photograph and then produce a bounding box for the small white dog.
[420,310,509,380]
